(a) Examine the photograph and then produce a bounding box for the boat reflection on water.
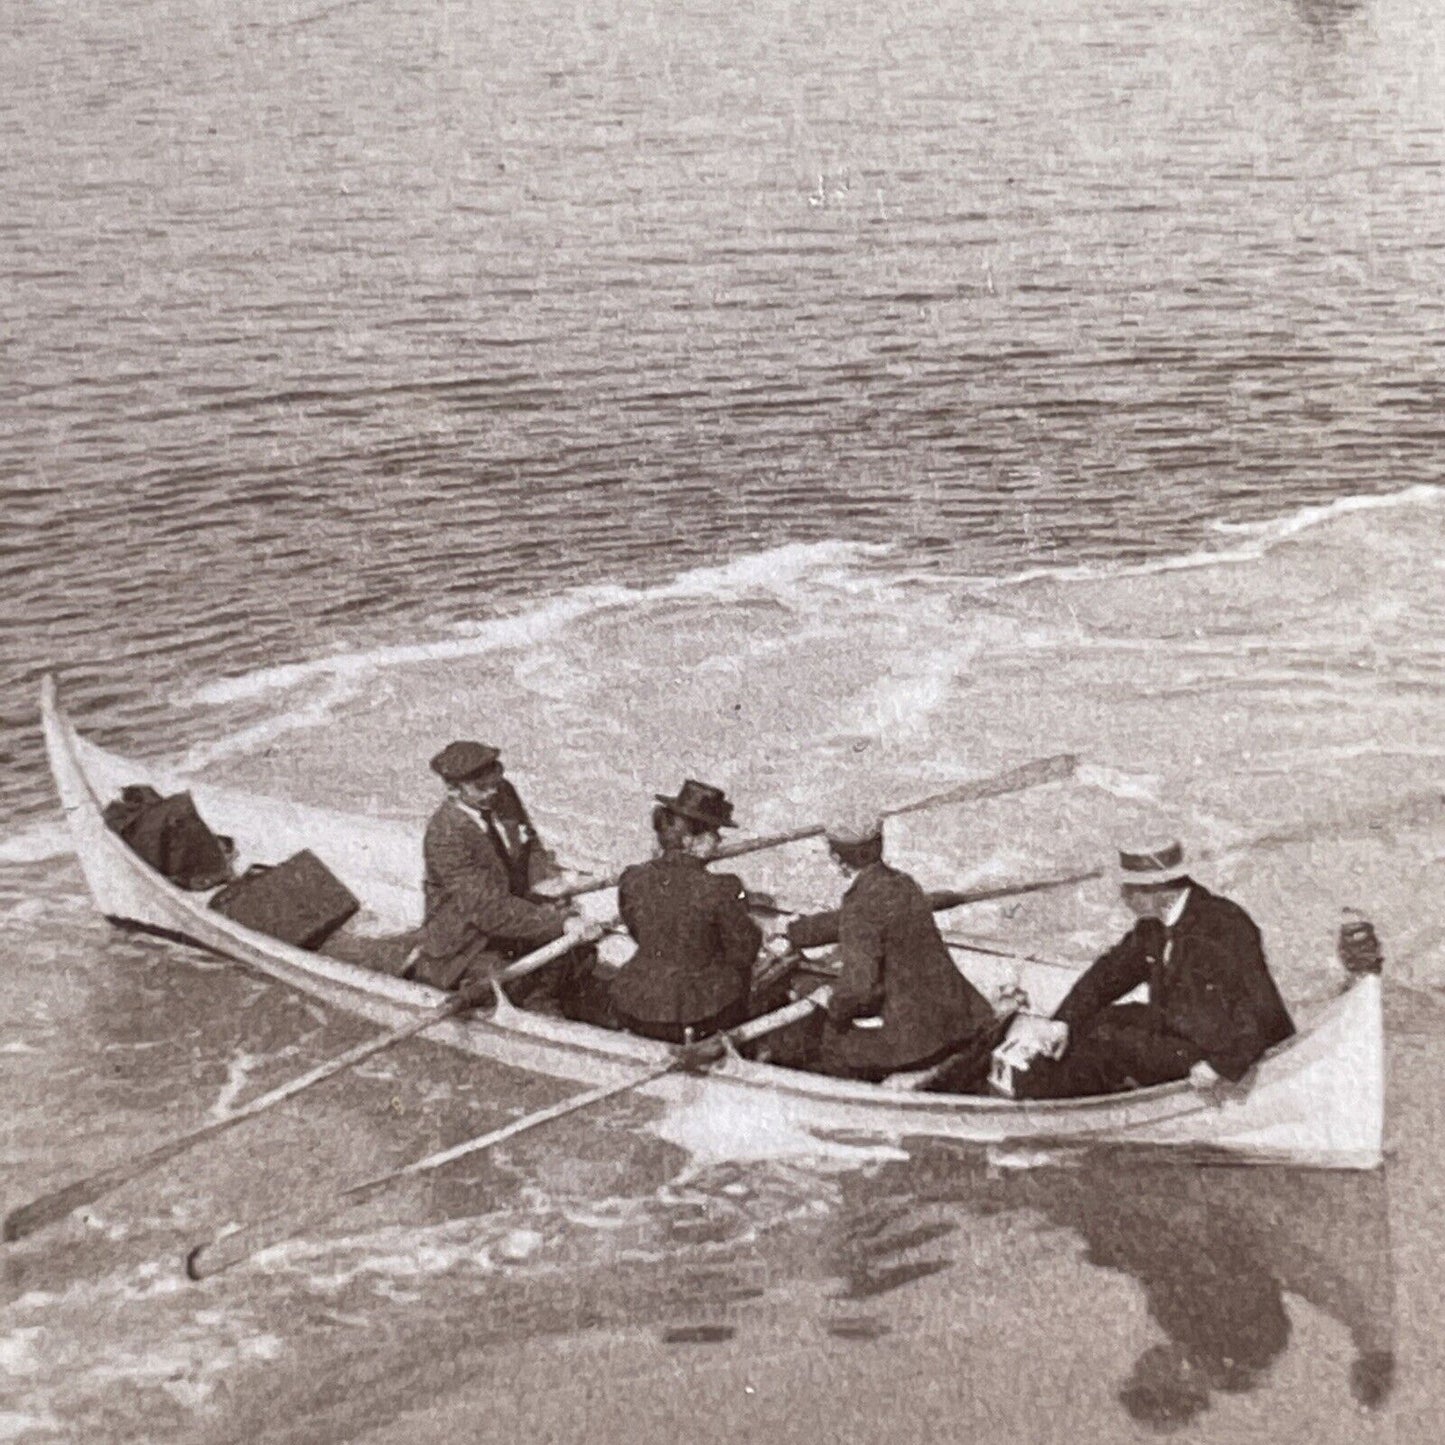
[1289,0,1366,38]
[828,1145,1395,1431]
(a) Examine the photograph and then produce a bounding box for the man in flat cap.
[414,739,595,1004]
[804,811,1000,1083]
[998,840,1295,1099]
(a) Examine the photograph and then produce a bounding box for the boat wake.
[649,1086,908,1172]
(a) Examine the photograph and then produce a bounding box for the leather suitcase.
[208,850,359,950]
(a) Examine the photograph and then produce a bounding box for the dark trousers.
[615,999,750,1046]
[1011,1003,1205,1100]
[920,1015,1016,1094]
[407,938,599,1013]
[754,1010,1008,1086]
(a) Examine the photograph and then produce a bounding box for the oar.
[556,753,1078,899]
[186,988,835,1281]
[184,1054,684,1281]
[729,988,830,1045]
[895,791,1445,921]
[939,932,1085,973]
[2,930,594,1244]
[777,873,1101,951]
[713,753,1078,861]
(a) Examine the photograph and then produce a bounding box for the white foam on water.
[68,540,897,806]
[972,481,1445,593]
[649,1083,907,1170]
[253,1214,529,1286]
[1208,480,1445,541]
[0,1327,46,1377]
[0,1410,60,1443]
[176,674,364,771]
[1074,762,1165,806]
[208,1050,280,1121]
[181,540,888,711]
[82,1330,286,1405]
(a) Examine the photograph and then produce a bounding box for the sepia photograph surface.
[2,0,1441,1439]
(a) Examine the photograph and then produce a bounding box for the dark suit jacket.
[613,851,762,1027]
[819,862,997,1076]
[1053,881,1295,1081]
[420,796,566,966]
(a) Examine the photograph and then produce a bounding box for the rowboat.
[39,675,1384,1170]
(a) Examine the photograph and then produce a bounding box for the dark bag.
[103,785,234,891]
[208,850,360,950]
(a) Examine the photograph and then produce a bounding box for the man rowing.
[800,812,1001,1084]
[611,780,764,1043]
[412,740,595,1004]
[998,841,1295,1099]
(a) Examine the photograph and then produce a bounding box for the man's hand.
[994,983,1032,1017]
[533,871,601,900]
[758,911,797,941]
[674,1035,729,1072]
[454,978,497,1011]
[1002,1015,1069,1060]
[562,914,603,944]
[1188,1060,1225,1096]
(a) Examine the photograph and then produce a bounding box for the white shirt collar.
[1162,885,1192,928]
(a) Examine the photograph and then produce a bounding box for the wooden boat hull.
[39,676,1384,1169]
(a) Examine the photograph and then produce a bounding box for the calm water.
[3,0,1444,1439]
[4,0,1444,814]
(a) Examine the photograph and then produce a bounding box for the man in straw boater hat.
[611,780,765,1044]
[800,809,1002,1084]
[994,839,1295,1100]
[412,740,597,1005]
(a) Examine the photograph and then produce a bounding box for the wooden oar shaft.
[781,874,1101,952]
[3,932,585,1244]
[186,1057,680,1281]
[939,933,1083,973]
[555,753,1077,899]
[3,1005,447,1244]
[715,753,1078,863]
[727,989,830,1045]
[349,1064,675,1189]
[923,869,1105,911]
[881,752,1077,819]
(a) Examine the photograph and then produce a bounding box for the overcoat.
[613,851,762,1028]
[819,861,997,1077]
[1052,880,1294,1081]
[418,787,567,980]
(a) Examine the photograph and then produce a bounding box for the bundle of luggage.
[103,785,358,950]
[102,786,235,891]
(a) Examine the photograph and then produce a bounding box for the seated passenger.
[1000,841,1295,1100]
[808,812,1000,1085]
[412,740,594,1005]
[612,781,763,1045]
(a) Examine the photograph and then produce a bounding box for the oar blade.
[183,1059,682,1280]
[5,1174,118,1244]
[186,1200,339,1282]
[0,951,584,1246]
[3,1130,200,1243]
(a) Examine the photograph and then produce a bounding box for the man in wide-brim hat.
[413,739,595,1001]
[998,839,1295,1100]
[611,779,763,1044]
